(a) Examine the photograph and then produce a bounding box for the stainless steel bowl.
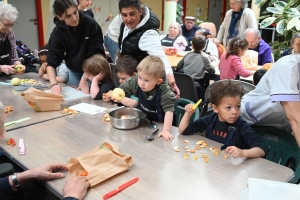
[108,107,147,130]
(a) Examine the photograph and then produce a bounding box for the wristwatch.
[11,173,21,191]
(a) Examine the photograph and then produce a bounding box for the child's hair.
[226,36,249,59]
[210,80,244,106]
[253,68,267,86]
[82,54,113,82]
[192,35,206,52]
[38,44,49,57]
[136,55,165,79]
[115,55,138,75]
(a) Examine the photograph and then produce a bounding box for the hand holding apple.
[15,64,26,74]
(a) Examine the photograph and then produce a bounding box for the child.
[219,36,254,80]
[253,68,267,86]
[178,80,265,158]
[82,54,115,100]
[38,44,69,83]
[104,55,176,141]
[115,55,138,84]
[195,29,219,62]
[177,35,215,100]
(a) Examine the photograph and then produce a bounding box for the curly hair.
[0,2,18,22]
[210,80,244,106]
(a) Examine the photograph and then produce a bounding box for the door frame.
[35,0,44,47]
[207,0,227,21]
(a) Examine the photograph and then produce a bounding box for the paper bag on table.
[241,50,258,70]
[21,87,63,112]
[67,142,132,187]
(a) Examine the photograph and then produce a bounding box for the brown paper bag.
[21,87,63,112]
[67,142,132,187]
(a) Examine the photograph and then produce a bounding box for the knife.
[18,139,25,155]
[103,177,139,199]
[4,117,31,127]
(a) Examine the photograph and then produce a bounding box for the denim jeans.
[104,36,119,63]
[68,71,84,87]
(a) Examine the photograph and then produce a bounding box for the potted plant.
[255,0,300,60]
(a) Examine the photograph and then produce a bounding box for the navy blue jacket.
[181,25,200,44]
[182,113,264,150]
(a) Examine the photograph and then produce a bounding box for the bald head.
[244,28,261,49]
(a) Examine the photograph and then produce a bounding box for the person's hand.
[226,146,244,158]
[102,90,112,102]
[184,104,195,114]
[41,62,48,73]
[1,65,16,75]
[77,79,90,94]
[51,84,61,94]
[93,72,104,82]
[15,64,26,74]
[158,130,174,141]
[30,162,68,180]
[63,176,89,200]
[166,74,180,99]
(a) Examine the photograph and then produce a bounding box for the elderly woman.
[195,28,218,61]
[216,0,257,46]
[118,0,179,97]
[241,32,300,147]
[281,32,300,57]
[160,22,188,51]
[0,2,25,76]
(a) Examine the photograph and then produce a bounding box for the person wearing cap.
[216,0,257,47]
[181,16,200,45]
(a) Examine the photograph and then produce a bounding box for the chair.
[251,126,300,183]
[110,64,120,87]
[199,22,217,38]
[217,44,226,59]
[0,163,14,178]
[200,80,255,117]
[174,98,200,127]
[174,72,199,103]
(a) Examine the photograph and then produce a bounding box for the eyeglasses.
[229,2,241,6]
[0,19,16,28]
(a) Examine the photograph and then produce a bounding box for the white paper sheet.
[45,86,90,101]
[69,103,107,116]
[240,178,300,200]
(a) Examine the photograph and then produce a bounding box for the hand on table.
[184,104,196,115]
[29,162,68,180]
[63,176,89,200]
[226,146,244,158]
[158,130,174,141]
[51,84,61,94]
[77,79,90,94]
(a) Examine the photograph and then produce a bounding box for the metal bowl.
[108,107,146,130]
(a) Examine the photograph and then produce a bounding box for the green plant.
[176,3,184,24]
[255,0,300,60]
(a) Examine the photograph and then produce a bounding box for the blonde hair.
[136,55,165,79]
[82,54,113,82]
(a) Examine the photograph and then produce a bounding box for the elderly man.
[181,16,200,45]
[244,28,273,65]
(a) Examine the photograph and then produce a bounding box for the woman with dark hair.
[0,2,26,76]
[46,0,105,94]
[77,0,94,18]
[118,0,180,97]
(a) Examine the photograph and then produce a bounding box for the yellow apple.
[11,78,20,86]
[15,65,23,73]
[112,88,125,101]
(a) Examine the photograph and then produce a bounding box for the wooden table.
[166,55,183,68]
[0,108,294,200]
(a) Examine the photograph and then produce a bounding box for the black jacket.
[47,11,105,73]
[118,9,160,63]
